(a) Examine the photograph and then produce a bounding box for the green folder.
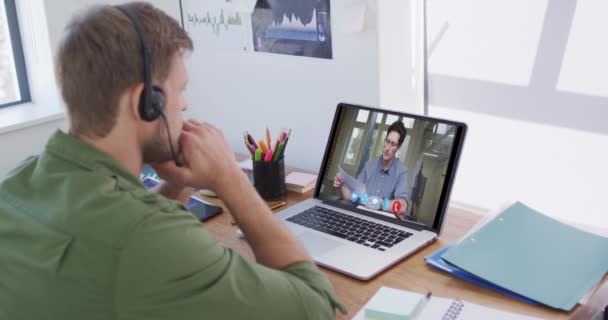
[442,202,608,311]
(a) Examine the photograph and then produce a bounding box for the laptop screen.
[315,103,467,232]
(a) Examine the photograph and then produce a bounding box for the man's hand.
[154,120,313,271]
[333,173,344,188]
[365,196,383,210]
[151,119,241,194]
[334,173,354,200]
[388,199,407,220]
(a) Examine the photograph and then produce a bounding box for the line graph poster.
[251,0,333,59]
[181,0,253,53]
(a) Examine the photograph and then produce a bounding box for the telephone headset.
[114,5,183,167]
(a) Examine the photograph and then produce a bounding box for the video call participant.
[334,121,409,219]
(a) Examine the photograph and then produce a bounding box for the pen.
[244,140,254,156]
[410,292,431,320]
[259,140,268,153]
[269,201,286,210]
[266,127,272,152]
[278,130,291,158]
[273,142,284,161]
[246,132,258,149]
[264,149,274,162]
[254,148,262,161]
[272,139,280,156]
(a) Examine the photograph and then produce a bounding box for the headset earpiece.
[151,86,166,112]
[139,85,165,121]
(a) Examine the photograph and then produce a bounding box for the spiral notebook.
[353,287,542,320]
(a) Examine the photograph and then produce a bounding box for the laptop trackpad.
[298,232,343,257]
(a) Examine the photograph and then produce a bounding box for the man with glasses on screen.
[334,121,409,219]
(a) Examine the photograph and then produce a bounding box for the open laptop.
[276,103,467,280]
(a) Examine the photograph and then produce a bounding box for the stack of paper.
[431,202,608,311]
[285,171,317,193]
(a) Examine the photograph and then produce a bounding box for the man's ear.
[126,83,145,121]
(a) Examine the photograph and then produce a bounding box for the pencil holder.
[253,157,286,201]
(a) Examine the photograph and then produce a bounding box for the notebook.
[285,171,317,193]
[275,103,467,280]
[442,201,608,311]
[363,287,426,320]
[353,287,542,320]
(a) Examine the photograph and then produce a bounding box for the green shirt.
[0,130,345,319]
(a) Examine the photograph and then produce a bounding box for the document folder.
[441,202,608,311]
[425,246,539,305]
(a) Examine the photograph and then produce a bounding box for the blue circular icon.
[371,196,379,207]
[351,191,359,203]
[382,199,390,211]
[360,193,369,205]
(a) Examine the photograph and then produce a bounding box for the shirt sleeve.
[115,210,346,320]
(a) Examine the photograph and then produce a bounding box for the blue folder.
[441,202,608,311]
[424,245,540,305]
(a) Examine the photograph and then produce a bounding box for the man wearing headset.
[0,2,344,319]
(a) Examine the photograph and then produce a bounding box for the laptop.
[276,103,467,280]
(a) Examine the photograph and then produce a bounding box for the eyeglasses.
[384,138,399,148]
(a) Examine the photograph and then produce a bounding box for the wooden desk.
[200,184,601,319]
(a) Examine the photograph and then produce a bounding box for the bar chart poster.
[251,0,333,59]
[181,0,253,53]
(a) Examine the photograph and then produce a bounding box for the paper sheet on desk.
[338,166,366,194]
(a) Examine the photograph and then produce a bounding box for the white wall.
[0,121,67,175]
[427,0,608,227]
[182,0,381,172]
[181,0,422,172]
[378,0,424,114]
[44,0,181,50]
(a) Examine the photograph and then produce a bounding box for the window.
[355,110,369,123]
[344,127,364,165]
[0,0,30,108]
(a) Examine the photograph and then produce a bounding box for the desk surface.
[200,159,604,319]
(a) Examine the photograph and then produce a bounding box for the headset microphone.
[159,112,184,167]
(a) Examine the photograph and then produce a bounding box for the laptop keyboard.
[287,206,413,251]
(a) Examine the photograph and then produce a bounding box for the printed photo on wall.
[251,0,333,59]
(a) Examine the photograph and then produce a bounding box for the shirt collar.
[377,157,398,176]
[45,130,142,187]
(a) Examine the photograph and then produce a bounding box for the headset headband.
[114,5,153,112]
